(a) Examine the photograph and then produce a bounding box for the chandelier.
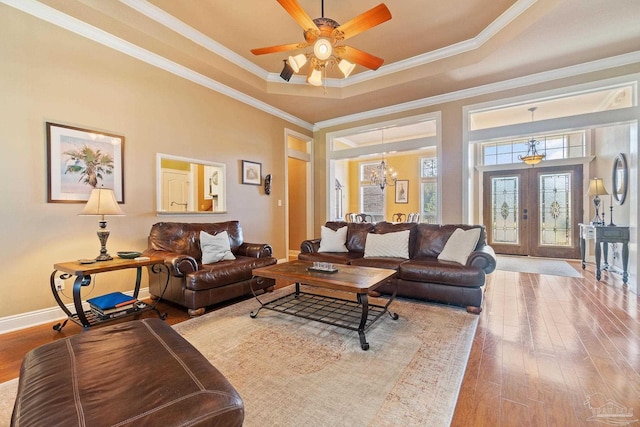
[369,130,397,190]
[518,107,546,166]
[370,157,397,190]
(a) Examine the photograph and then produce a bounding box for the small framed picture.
[242,160,262,185]
[46,122,124,203]
[395,180,408,204]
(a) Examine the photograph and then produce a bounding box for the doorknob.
[523,208,528,220]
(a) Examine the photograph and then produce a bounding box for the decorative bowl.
[117,251,142,259]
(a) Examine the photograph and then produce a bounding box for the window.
[469,84,634,131]
[420,157,438,223]
[481,132,585,166]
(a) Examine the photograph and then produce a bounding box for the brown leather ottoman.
[11,319,243,426]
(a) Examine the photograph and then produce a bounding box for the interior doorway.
[483,165,583,258]
[285,130,313,260]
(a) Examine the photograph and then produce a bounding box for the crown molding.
[313,51,640,130]
[122,0,536,88]
[1,0,313,131]
[3,0,638,133]
[120,0,268,80]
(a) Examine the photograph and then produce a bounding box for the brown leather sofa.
[299,221,496,313]
[12,319,244,426]
[143,221,277,316]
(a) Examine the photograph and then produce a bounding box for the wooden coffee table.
[251,260,398,350]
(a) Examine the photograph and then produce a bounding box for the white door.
[162,170,189,212]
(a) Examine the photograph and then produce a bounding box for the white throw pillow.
[200,230,236,264]
[364,230,410,259]
[438,228,481,265]
[318,226,349,253]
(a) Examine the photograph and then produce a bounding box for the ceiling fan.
[251,0,392,86]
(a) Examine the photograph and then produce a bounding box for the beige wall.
[1,4,639,321]
[0,7,310,318]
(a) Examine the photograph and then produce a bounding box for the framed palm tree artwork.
[46,122,124,203]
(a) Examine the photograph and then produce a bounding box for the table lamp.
[80,188,125,261]
[586,178,608,226]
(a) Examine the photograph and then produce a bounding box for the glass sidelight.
[491,176,519,245]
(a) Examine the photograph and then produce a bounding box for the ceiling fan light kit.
[307,66,323,86]
[252,0,391,87]
[313,38,333,60]
[338,59,355,78]
[288,53,308,72]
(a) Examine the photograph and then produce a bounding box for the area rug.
[497,255,582,278]
[0,285,478,427]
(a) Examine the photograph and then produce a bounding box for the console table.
[50,257,169,331]
[579,223,629,284]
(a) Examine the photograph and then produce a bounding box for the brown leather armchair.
[143,221,277,316]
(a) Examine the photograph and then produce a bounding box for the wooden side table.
[50,257,169,331]
[579,223,629,284]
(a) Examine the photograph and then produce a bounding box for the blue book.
[87,292,137,310]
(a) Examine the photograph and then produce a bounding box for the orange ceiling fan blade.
[339,46,384,70]
[251,42,307,55]
[335,4,391,41]
[277,0,318,31]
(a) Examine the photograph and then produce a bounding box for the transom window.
[481,131,585,166]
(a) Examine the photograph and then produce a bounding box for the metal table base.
[250,283,398,350]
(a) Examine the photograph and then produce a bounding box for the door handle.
[523,208,528,220]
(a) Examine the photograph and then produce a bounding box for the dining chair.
[358,213,373,223]
[392,213,406,222]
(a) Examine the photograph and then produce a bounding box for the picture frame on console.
[46,122,124,203]
[241,160,261,185]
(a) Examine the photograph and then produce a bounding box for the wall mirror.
[611,153,628,205]
[156,153,227,214]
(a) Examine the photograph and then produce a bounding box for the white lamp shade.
[313,38,332,61]
[338,59,356,78]
[307,68,323,86]
[288,54,307,73]
[80,188,125,218]
[587,178,609,196]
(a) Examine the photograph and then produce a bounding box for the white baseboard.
[0,288,150,334]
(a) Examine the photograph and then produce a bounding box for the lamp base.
[95,223,112,262]
[591,198,604,226]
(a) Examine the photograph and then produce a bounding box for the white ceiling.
[8,0,640,128]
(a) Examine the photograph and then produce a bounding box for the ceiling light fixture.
[369,129,397,191]
[252,1,391,87]
[519,107,546,166]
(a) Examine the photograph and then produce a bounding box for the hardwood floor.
[2,262,638,426]
[451,261,640,426]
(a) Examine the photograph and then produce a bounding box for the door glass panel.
[539,173,571,246]
[491,176,519,244]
